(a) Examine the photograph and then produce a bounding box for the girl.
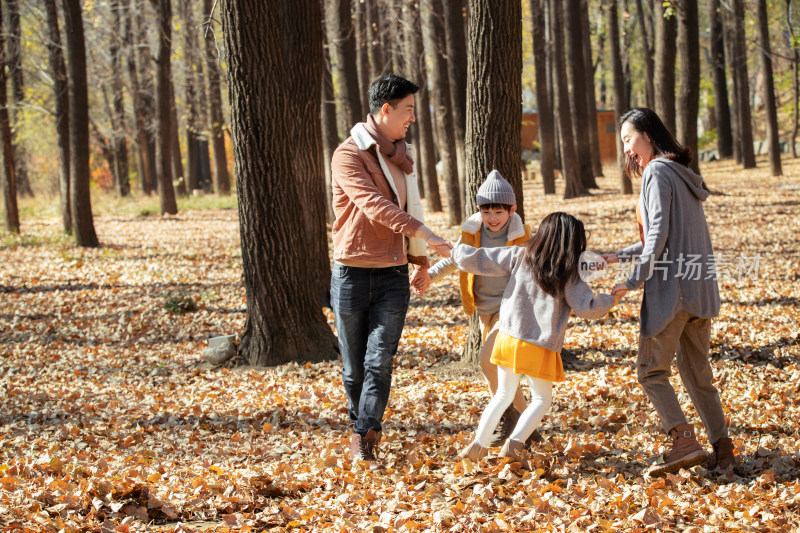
[605,108,734,476]
[452,212,616,466]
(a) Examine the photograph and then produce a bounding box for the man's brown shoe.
[707,437,735,471]
[646,423,707,477]
[350,429,384,471]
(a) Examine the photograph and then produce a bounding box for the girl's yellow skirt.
[490,331,565,382]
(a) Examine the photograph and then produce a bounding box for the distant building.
[521,110,619,162]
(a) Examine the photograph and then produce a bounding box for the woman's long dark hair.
[619,108,692,178]
[524,212,586,298]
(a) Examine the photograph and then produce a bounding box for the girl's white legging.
[473,365,553,447]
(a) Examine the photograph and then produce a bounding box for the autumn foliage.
[1,158,800,531]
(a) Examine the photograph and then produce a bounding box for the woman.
[606,108,735,476]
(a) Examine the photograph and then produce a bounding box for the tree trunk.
[421,0,461,225]
[353,0,371,115]
[328,0,363,137]
[402,0,442,212]
[709,0,733,159]
[787,0,799,158]
[676,0,700,174]
[634,0,654,108]
[169,79,186,195]
[550,0,583,199]
[563,0,596,189]
[442,0,468,215]
[62,0,98,247]
[181,0,201,192]
[580,0,603,178]
[131,0,157,195]
[153,0,178,213]
[45,0,71,233]
[6,0,31,198]
[321,36,338,223]
[221,0,338,366]
[279,0,331,307]
[530,0,555,194]
[730,0,756,168]
[0,0,17,233]
[367,0,385,76]
[608,0,632,194]
[202,0,231,194]
[723,4,741,164]
[463,0,524,363]
[654,1,676,134]
[756,0,782,176]
[110,0,130,196]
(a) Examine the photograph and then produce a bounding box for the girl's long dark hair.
[620,107,692,178]
[524,212,586,298]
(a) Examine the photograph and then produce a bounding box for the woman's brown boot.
[458,441,488,462]
[499,439,530,470]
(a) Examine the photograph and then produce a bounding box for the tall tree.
[169,79,186,195]
[321,36,338,223]
[728,0,756,168]
[675,0,700,174]
[181,0,208,192]
[654,1,676,133]
[442,0,468,208]
[62,0,98,247]
[221,0,337,366]
[0,0,17,233]
[153,0,178,213]
[580,0,603,178]
[563,0,597,189]
[550,0,583,199]
[131,0,157,195]
[278,0,331,306]
[327,0,362,137]
[202,0,231,194]
[110,0,130,196]
[421,0,461,225]
[45,0,71,233]
[608,0,632,194]
[756,0,782,176]
[723,3,741,163]
[530,0,555,194]
[6,0,31,197]
[634,0,654,108]
[402,0,442,212]
[463,0,524,363]
[367,0,385,76]
[353,0,371,115]
[787,0,799,158]
[709,0,733,159]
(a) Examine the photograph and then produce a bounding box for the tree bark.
[181,0,201,192]
[463,0,524,363]
[563,0,596,189]
[634,0,654,108]
[421,0,461,225]
[676,0,700,174]
[321,35,338,223]
[110,0,131,196]
[709,0,733,159]
[45,0,71,232]
[132,0,157,195]
[723,3,741,164]
[278,0,331,307]
[530,0,555,194]
[550,0,583,199]
[608,0,632,194]
[367,0,385,77]
[328,0,363,137]
[202,0,231,194]
[402,0,442,211]
[580,0,603,178]
[353,0,371,115]
[654,1,676,134]
[787,0,799,158]
[756,0,782,176]
[442,0,468,214]
[6,0,31,198]
[62,0,98,247]
[730,0,756,168]
[221,0,338,366]
[0,0,17,233]
[154,0,178,213]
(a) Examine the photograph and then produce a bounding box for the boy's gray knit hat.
[476,169,516,206]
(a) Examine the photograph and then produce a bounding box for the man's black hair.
[368,74,419,115]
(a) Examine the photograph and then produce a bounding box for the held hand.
[427,234,453,258]
[611,283,628,301]
[409,268,432,296]
[602,253,619,266]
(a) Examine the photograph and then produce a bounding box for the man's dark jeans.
[330,262,410,437]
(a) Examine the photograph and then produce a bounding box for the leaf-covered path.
[2,158,800,531]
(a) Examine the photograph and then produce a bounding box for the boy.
[415,170,538,446]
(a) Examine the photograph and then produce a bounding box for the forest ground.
[1,156,800,532]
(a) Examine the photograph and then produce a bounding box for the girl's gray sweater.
[451,245,615,352]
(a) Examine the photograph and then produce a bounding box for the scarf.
[364,114,414,175]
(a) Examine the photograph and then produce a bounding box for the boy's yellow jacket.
[458,212,531,316]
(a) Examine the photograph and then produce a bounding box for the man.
[330,74,452,471]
